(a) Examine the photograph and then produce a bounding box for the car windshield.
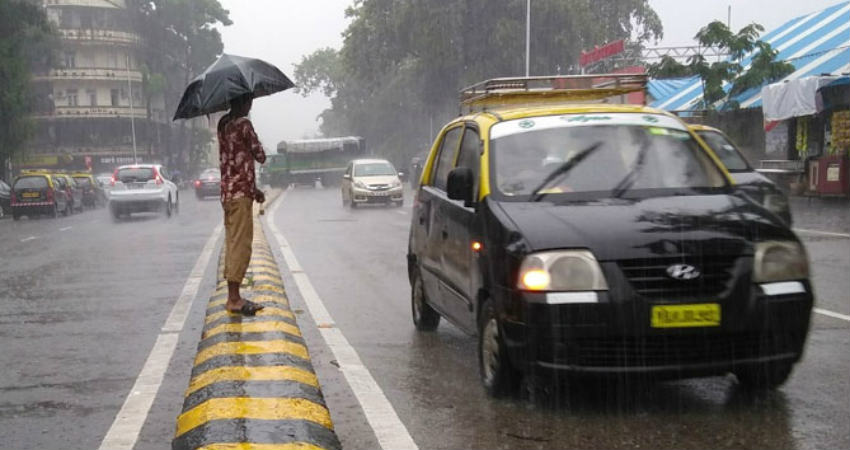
[14,176,48,190]
[354,162,396,177]
[117,168,154,183]
[490,114,727,199]
[696,130,751,171]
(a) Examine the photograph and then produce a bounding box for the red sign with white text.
[580,39,626,67]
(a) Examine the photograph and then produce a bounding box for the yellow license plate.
[651,304,721,328]
[22,192,40,198]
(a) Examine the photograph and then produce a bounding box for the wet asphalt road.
[0,193,224,450]
[0,187,847,450]
[272,187,850,450]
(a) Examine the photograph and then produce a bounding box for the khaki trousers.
[223,197,254,283]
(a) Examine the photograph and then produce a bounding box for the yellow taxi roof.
[458,103,675,125]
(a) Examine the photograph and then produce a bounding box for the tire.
[735,362,793,390]
[164,197,172,218]
[478,299,520,397]
[13,212,20,221]
[196,192,203,200]
[111,207,122,222]
[411,272,440,331]
[174,194,179,215]
[349,192,358,209]
[394,200,404,208]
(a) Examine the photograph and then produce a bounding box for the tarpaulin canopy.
[650,1,850,112]
[762,76,842,121]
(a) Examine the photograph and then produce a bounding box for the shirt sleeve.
[240,119,266,164]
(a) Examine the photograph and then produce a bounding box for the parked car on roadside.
[71,172,106,208]
[407,75,813,397]
[690,124,792,225]
[341,159,404,208]
[194,168,221,199]
[54,173,85,213]
[10,172,71,219]
[108,164,179,220]
[0,179,10,218]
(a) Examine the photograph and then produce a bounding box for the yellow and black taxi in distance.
[10,170,73,220]
[70,171,107,208]
[406,75,813,396]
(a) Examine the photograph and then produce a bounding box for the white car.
[342,159,404,208]
[108,164,179,220]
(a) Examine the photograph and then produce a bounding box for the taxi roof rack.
[460,74,648,114]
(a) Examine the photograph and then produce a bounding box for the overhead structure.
[650,1,850,112]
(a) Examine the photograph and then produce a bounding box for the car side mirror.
[343,174,351,180]
[447,167,475,205]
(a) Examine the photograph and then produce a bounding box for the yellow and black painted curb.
[173,218,341,450]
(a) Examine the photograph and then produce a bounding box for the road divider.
[172,217,341,450]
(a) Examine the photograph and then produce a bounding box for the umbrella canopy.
[173,53,294,120]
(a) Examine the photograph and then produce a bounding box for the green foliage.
[647,20,794,110]
[0,0,57,179]
[295,0,663,164]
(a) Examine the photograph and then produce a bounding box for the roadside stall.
[761,75,850,197]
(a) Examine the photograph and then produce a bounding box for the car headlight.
[391,179,402,188]
[754,241,809,283]
[517,250,608,291]
[763,193,789,217]
[354,180,368,189]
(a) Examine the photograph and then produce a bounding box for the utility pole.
[127,54,138,163]
[525,0,531,77]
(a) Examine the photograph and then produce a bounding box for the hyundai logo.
[666,264,701,280]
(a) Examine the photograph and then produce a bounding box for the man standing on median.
[218,93,266,316]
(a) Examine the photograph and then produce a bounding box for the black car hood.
[496,194,793,261]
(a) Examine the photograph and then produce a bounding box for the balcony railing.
[46,0,128,10]
[33,67,143,83]
[33,105,148,119]
[58,28,140,46]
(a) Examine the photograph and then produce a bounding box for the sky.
[217,0,844,149]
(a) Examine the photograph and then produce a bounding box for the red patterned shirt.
[218,116,266,203]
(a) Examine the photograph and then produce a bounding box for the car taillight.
[10,191,17,203]
[46,188,54,202]
[111,169,118,186]
[152,167,164,185]
[194,180,201,188]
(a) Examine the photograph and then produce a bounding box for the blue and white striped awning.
[650,1,850,111]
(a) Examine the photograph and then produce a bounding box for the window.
[111,89,119,106]
[696,131,750,172]
[67,89,78,106]
[88,90,97,107]
[432,126,462,191]
[64,51,76,69]
[455,126,481,198]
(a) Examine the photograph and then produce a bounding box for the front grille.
[368,184,390,191]
[619,256,738,299]
[561,333,800,367]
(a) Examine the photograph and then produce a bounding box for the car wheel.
[394,200,404,208]
[349,192,358,209]
[735,362,793,390]
[174,194,180,214]
[479,299,520,397]
[196,192,203,200]
[411,272,440,331]
[165,197,172,218]
[111,207,122,222]
[12,212,20,221]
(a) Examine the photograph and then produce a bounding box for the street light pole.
[126,54,138,163]
[525,0,531,77]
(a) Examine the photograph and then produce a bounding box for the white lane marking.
[794,228,850,239]
[266,191,419,450]
[60,226,72,231]
[20,236,37,242]
[814,308,850,322]
[98,224,222,450]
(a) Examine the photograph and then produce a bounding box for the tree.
[0,0,57,180]
[646,20,794,110]
[295,0,663,164]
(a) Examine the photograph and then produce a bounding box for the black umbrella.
[173,53,294,120]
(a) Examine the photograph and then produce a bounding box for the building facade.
[21,0,170,174]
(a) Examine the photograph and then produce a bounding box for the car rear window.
[14,176,48,190]
[117,168,155,182]
[696,130,750,172]
[73,177,92,187]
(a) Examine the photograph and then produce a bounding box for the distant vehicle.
[96,172,114,198]
[10,172,71,219]
[342,159,404,208]
[54,173,85,213]
[690,124,792,225]
[0,179,10,218]
[71,172,106,208]
[264,136,366,187]
[108,164,179,220]
[408,75,813,396]
[194,168,221,199]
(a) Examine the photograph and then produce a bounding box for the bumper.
[195,186,220,197]
[499,282,813,377]
[352,187,403,203]
[109,197,165,213]
[11,202,56,214]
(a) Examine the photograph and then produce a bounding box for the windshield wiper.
[610,140,651,198]
[529,142,601,202]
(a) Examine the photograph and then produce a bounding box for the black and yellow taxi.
[10,170,72,220]
[406,75,813,396]
[70,172,106,208]
[690,124,792,224]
